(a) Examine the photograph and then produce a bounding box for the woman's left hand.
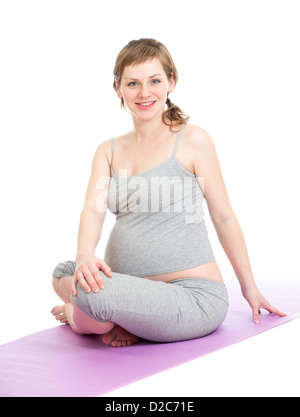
[241,286,287,324]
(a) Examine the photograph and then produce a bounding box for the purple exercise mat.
[0,279,299,397]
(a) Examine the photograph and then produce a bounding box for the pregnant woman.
[51,38,285,347]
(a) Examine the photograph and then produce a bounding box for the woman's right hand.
[71,256,113,296]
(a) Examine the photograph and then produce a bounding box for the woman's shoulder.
[184,124,215,150]
[100,131,131,148]
[183,124,219,177]
[94,131,131,164]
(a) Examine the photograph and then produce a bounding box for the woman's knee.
[69,269,127,321]
[52,260,76,279]
[71,278,113,322]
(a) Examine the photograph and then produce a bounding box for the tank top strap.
[172,123,187,158]
[110,138,114,170]
[111,138,114,154]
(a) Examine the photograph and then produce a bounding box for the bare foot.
[102,324,140,347]
[52,305,140,345]
[51,305,70,324]
[51,303,82,334]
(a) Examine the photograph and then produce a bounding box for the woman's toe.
[51,305,64,316]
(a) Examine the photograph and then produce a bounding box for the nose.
[138,82,151,98]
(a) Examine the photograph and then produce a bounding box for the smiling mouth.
[135,101,156,106]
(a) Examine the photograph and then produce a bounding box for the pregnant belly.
[143,261,224,284]
[104,220,223,284]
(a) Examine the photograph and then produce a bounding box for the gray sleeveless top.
[104,124,215,277]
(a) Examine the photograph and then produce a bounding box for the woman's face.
[115,57,175,121]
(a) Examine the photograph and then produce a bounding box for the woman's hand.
[72,256,112,296]
[241,285,287,324]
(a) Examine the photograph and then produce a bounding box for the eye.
[128,81,138,87]
[151,79,161,84]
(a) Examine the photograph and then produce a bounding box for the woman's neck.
[131,115,170,144]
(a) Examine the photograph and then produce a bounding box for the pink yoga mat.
[0,279,299,397]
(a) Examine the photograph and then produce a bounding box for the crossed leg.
[51,276,140,347]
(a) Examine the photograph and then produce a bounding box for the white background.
[0,0,299,397]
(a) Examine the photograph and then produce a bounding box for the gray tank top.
[104,124,215,277]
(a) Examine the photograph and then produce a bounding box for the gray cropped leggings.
[53,261,229,343]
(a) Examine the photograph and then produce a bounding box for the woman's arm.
[72,140,113,295]
[191,126,286,323]
[213,214,256,291]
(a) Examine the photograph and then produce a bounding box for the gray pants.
[52,261,229,343]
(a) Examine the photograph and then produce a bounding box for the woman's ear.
[114,78,123,99]
[168,72,176,94]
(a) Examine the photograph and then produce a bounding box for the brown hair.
[113,38,189,131]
